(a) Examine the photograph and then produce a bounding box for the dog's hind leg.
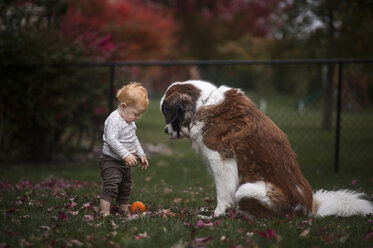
[234,181,281,217]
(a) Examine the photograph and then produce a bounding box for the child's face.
[121,103,146,122]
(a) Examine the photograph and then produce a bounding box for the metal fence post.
[109,64,115,112]
[334,61,343,173]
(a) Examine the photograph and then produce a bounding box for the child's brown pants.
[99,154,133,204]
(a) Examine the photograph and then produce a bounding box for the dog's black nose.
[165,127,169,134]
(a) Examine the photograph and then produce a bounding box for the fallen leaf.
[3,229,17,237]
[191,236,215,247]
[301,218,313,226]
[106,240,120,248]
[220,235,227,242]
[134,232,150,240]
[111,221,119,229]
[69,210,79,216]
[86,235,94,242]
[300,228,310,237]
[7,208,15,214]
[40,226,51,231]
[84,215,94,222]
[257,229,277,240]
[58,211,68,221]
[70,239,84,247]
[351,179,358,186]
[82,202,91,208]
[196,220,206,228]
[213,219,223,226]
[163,187,172,194]
[339,233,350,243]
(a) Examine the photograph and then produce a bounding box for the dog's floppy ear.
[175,102,184,121]
[162,101,184,124]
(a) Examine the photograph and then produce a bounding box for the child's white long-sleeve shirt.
[102,110,145,160]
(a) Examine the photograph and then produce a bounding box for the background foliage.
[1,0,373,162]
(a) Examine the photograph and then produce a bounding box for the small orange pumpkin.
[130,201,146,214]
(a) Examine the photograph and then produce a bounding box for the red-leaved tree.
[61,0,177,60]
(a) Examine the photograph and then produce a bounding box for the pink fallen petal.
[229,209,236,219]
[58,211,68,221]
[257,229,277,240]
[111,220,119,229]
[213,219,223,226]
[205,222,213,227]
[257,230,267,238]
[69,211,79,216]
[183,222,192,228]
[193,236,215,244]
[365,232,373,240]
[82,202,91,208]
[16,180,34,190]
[351,179,358,186]
[267,229,277,240]
[84,215,94,222]
[301,218,313,226]
[196,220,206,228]
[134,232,150,240]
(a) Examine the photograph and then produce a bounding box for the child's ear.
[120,103,126,109]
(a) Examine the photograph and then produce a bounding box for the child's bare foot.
[119,210,130,217]
[99,199,111,217]
[118,203,130,217]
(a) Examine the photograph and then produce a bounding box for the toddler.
[99,82,149,216]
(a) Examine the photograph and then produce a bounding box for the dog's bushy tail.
[313,189,373,217]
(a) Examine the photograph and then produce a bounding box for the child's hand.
[125,154,138,167]
[139,156,149,170]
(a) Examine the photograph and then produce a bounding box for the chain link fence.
[1,59,372,174]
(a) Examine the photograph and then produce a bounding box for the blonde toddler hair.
[116,82,149,109]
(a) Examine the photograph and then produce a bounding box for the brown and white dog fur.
[161,80,373,218]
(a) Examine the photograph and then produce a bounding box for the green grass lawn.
[1,96,372,247]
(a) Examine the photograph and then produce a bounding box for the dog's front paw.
[197,214,213,219]
[213,207,227,217]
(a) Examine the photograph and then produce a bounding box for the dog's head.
[160,82,202,139]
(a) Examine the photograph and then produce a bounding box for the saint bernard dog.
[160,80,373,218]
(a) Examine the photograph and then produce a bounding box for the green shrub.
[0,6,107,162]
